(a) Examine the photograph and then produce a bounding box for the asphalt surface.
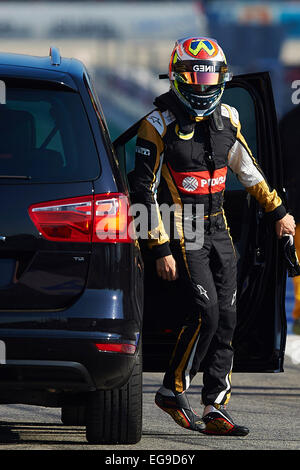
[0,335,299,452]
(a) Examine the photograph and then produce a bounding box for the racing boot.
[155,388,205,432]
[201,404,249,436]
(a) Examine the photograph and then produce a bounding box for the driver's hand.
[156,255,178,281]
[275,213,296,238]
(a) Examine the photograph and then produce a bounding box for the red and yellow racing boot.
[155,389,205,432]
[201,405,249,436]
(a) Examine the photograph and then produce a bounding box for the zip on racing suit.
[132,90,286,407]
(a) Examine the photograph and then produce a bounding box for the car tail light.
[93,194,131,243]
[29,193,133,243]
[95,343,136,354]
[29,196,93,243]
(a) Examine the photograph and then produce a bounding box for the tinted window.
[0,87,100,183]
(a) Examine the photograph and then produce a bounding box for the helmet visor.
[178,82,221,95]
[173,60,232,86]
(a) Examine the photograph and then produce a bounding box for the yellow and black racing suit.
[132,91,286,406]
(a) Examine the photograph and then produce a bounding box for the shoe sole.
[201,429,249,436]
[155,399,205,431]
[201,417,249,436]
[155,401,191,428]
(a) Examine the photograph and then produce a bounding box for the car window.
[222,86,257,191]
[0,86,101,183]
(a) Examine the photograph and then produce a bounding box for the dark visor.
[173,60,231,86]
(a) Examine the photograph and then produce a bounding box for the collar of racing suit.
[153,90,224,138]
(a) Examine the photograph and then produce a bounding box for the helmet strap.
[210,104,224,131]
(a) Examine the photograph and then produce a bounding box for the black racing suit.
[132,91,286,406]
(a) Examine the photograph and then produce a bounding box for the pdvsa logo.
[182,176,199,192]
[201,175,226,188]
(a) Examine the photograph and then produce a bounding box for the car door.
[113,71,287,374]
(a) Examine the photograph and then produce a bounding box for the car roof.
[0,47,85,80]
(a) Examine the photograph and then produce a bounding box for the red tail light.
[93,194,131,243]
[28,193,133,243]
[95,343,136,354]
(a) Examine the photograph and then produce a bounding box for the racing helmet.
[169,37,232,117]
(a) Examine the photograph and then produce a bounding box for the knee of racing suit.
[186,302,219,340]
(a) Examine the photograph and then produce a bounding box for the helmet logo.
[193,64,216,72]
[188,39,216,57]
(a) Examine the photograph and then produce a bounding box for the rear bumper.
[0,330,139,397]
[0,360,96,392]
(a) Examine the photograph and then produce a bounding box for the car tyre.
[61,405,86,426]
[85,348,142,444]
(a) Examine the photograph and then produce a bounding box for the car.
[0,48,288,445]
[0,47,143,444]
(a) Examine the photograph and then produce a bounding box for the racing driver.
[132,37,295,436]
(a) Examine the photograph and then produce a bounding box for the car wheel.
[85,348,142,444]
[61,405,86,426]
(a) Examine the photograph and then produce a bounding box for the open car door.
[113,72,287,373]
